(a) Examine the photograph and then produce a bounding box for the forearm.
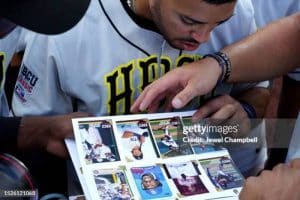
[17,116,52,152]
[223,13,300,82]
[17,112,90,157]
[0,117,22,152]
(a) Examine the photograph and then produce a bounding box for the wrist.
[203,52,231,84]
[204,56,223,82]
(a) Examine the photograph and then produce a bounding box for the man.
[12,0,270,176]
[252,0,300,169]
[0,0,91,196]
[0,0,91,156]
[131,13,300,111]
[130,12,300,199]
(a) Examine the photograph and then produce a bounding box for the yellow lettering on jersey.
[105,54,217,115]
[0,52,6,88]
[137,55,172,92]
[105,61,135,115]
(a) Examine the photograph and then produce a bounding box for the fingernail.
[172,98,182,109]
[139,103,145,111]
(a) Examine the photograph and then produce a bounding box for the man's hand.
[192,95,251,137]
[239,159,300,200]
[192,95,247,121]
[131,57,221,113]
[17,112,91,157]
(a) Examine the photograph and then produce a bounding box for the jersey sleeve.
[12,34,74,116]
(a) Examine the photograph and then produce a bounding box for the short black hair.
[132,148,143,160]
[203,0,236,4]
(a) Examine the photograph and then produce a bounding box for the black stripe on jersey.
[98,0,150,56]
[0,54,4,87]
[120,0,159,33]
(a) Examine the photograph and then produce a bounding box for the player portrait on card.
[78,120,120,164]
[199,157,244,191]
[181,117,224,154]
[93,168,133,200]
[164,161,208,196]
[149,117,193,158]
[130,165,172,199]
[116,119,158,162]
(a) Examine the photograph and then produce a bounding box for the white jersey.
[12,0,267,117]
[0,27,33,116]
[12,0,268,175]
[251,0,300,81]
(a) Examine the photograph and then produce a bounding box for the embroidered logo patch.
[15,64,39,103]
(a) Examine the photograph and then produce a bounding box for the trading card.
[130,165,173,199]
[181,117,224,154]
[78,120,120,164]
[149,117,193,157]
[164,161,208,196]
[116,119,158,162]
[93,168,133,200]
[199,156,244,191]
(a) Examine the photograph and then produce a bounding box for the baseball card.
[199,157,244,191]
[78,120,120,164]
[116,119,158,162]
[92,168,133,200]
[130,165,173,199]
[181,117,224,154]
[164,161,209,196]
[149,117,193,158]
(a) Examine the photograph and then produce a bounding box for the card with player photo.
[129,165,173,199]
[181,117,224,154]
[115,119,158,162]
[163,160,209,197]
[78,120,120,164]
[199,156,244,191]
[92,168,133,200]
[149,117,193,158]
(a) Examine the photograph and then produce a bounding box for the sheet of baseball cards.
[70,110,243,200]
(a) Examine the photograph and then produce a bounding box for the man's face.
[149,0,236,51]
[142,175,157,189]
[132,146,142,157]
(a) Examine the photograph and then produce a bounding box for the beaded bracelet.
[203,52,231,83]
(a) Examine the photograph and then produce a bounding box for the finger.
[192,97,226,122]
[147,97,162,113]
[172,83,199,109]
[134,78,175,111]
[290,159,300,169]
[47,142,69,158]
[131,86,150,112]
[164,93,177,112]
[210,104,236,120]
[273,163,290,173]
[239,177,260,200]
